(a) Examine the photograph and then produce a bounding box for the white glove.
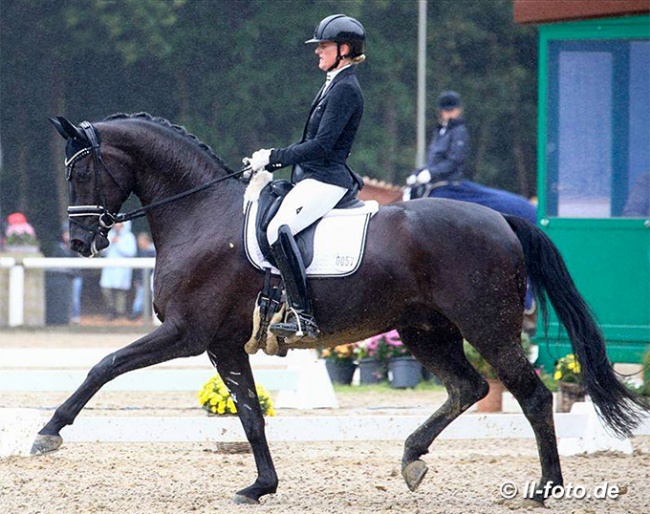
[417,168,432,184]
[248,148,272,172]
[241,158,255,181]
[406,174,417,186]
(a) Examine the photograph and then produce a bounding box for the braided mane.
[104,112,231,171]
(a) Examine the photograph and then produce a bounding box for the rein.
[66,120,250,229]
[114,167,249,223]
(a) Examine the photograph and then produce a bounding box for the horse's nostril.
[71,239,85,253]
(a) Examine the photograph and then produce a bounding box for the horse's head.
[50,116,133,257]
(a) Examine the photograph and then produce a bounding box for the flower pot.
[477,379,505,412]
[358,358,387,384]
[325,360,357,385]
[388,356,422,389]
[557,381,585,413]
[421,367,440,384]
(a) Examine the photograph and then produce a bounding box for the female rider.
[245,14,366,342]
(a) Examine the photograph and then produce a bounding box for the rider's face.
[440,107,462,122]
[315,41,349,72]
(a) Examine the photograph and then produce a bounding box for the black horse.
[34,113,647,505]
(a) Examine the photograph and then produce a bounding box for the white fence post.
[8,264,24,327]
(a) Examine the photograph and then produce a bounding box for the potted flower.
[320,343,359,385]
[554,353,585,412]
[198,373,275,416]
[3,212,39,253]
[463,341,505,412]
[357,334,391,384]
[198,373,275,453]
[380,330,422,389]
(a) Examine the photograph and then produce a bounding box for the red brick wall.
[514,0,649,24]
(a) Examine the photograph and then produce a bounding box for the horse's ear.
[49,116,85,141]
[49,117,69,140]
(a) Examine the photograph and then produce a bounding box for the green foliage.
[0,0,538,253]
[463,341,498,380]
[463,333,533,380]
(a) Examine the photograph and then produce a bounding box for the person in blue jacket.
[245,14,366,342]
[420,91,469,186]
[406,91,536,223]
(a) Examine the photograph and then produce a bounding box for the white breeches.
[267,179,347,245]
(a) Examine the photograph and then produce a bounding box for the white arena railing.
[0,257,156,327]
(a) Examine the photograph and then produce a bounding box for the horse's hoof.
[402,459,428,492]
[30,434,63,455]
[233,494,259,505]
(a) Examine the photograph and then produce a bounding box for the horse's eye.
[74,164,92,183]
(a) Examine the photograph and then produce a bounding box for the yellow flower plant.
[553,354,583,384]
[198,373,275,416]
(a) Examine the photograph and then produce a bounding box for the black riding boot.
[269,225,320,342]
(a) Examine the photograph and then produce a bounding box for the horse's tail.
[504,214,648,437]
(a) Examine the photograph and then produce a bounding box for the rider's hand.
[417,168,432,184]
[241,158,255,182]
[248,149,272,172]
[406,174,417,186]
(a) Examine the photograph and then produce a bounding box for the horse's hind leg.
[398,323,489,492]
[32,321,205,454]
[471,335,561,504]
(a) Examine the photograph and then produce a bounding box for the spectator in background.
[100,221,137,321]
[52,223,83,324]
[130,232,156,320]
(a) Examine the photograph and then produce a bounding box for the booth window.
[545,40,649,218]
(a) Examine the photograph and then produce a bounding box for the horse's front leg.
[213,348,278,504]
[31,321,203,454]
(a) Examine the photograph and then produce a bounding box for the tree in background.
[0,0,536,254]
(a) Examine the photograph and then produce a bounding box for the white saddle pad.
[243,200,379,277]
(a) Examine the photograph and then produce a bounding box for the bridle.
[65,121,249,248]
[65,121,130,241]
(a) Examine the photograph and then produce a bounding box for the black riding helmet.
[438,91,462,110]
[305,14,366,71]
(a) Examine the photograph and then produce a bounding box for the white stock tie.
[323,72,334,93]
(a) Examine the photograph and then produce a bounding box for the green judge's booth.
[517,7,649,371]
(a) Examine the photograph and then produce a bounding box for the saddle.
[254,179,364,269]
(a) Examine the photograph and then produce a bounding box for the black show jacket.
[266,65,363,190]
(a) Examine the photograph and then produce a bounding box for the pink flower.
[6,223,35,236]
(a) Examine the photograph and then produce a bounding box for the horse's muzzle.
[71,233,109,257]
